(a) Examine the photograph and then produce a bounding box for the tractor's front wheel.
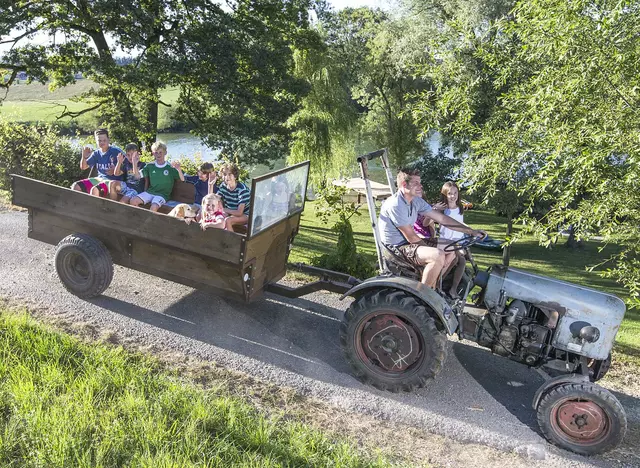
[536,382,626,455]
[340,288,447,392]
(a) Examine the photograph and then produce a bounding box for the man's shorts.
[395,239,438,266]
[135,191,167,207]
[72,178,109,197]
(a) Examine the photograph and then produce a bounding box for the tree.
[288,6,430,181]
[0,0,315,163]
[286,33,359,186]
[415,0,640,303]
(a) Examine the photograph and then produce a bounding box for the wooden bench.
[152,181,196,214]
[135,181,248,235]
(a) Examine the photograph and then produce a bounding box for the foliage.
[406,0,517,156]
[0,0,316,164]
[411,148,461,202]
[410,0,640,303]
[312,184,377,279]
[0,311,389,467]
[0,119,84,190]
[289,6,430,183]
[287,42,359,187]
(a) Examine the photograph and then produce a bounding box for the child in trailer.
[199,193,228,230]
[129,141,184,212]
[109,143,146,203]
[184,161,219,208]
[72,128,125,197]
[434,181,468,299]
[218,162,250,231]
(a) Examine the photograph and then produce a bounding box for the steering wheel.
[443,233,486,252]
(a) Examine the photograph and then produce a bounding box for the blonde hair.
[202,193,222,208]
[151,141,167,153]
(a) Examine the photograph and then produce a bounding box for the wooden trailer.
[10,161,332,302]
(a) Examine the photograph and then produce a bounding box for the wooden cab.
[11,161,310,302]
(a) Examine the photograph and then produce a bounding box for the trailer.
[10,161,356,303]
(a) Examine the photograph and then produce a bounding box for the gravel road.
[0,210,638,467]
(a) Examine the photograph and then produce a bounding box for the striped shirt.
[219,181,251,215]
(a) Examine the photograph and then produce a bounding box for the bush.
[311,184,378,279]
[0,119,84,191]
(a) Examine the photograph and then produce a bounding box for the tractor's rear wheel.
[536,382,626,455]
[340,288,447,392]
[55,234,114,298]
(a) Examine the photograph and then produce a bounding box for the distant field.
[0,81,181,129]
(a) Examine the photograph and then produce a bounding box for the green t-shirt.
[142,162,180,201]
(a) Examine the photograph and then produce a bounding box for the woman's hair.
[440,181,464,211]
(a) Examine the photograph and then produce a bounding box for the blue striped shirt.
[219,181,251,215]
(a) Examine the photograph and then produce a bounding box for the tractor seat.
[381,243,422,280]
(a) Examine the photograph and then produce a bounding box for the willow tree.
[287,41,359,186]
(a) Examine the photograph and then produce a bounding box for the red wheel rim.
[354,312,423,375]
[550,398,611,445]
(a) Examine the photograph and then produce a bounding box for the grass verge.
[290,202,640,367]
[0,309,388,467]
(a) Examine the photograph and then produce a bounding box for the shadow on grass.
[615,342,640,358]
[301,223,377,238]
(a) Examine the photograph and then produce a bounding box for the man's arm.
[426,210,485,237]
[113,152,125,177]
[80,146,92,170]
[397,225,424,244]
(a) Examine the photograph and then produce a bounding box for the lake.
[77,131,448,180]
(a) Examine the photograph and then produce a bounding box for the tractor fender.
[532,373,590,410]
[340,275,458,334]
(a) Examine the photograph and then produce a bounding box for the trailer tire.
[55,234,114,298]
[536,382,626,455]
[340,288,447,392]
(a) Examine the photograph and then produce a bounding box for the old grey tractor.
[339,149,627,456]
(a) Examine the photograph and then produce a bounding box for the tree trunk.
[565,224,583,249]
[502,214,512,266]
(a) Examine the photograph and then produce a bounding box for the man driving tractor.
[378,168,486,292]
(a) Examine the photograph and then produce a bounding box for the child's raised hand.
[433,202,447,211]
[132,152,140,164]
[82,146,92,159]
[171,161,181,170]
[117,152,125,164]
[208,172,217,184]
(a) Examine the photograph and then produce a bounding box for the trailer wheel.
[536,382,626,455]
[340,288,447,392]
[55,234,114,298]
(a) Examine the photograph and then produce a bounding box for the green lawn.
[290,202,639,359]
[0,81,180,130]
[0,310,387,467]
